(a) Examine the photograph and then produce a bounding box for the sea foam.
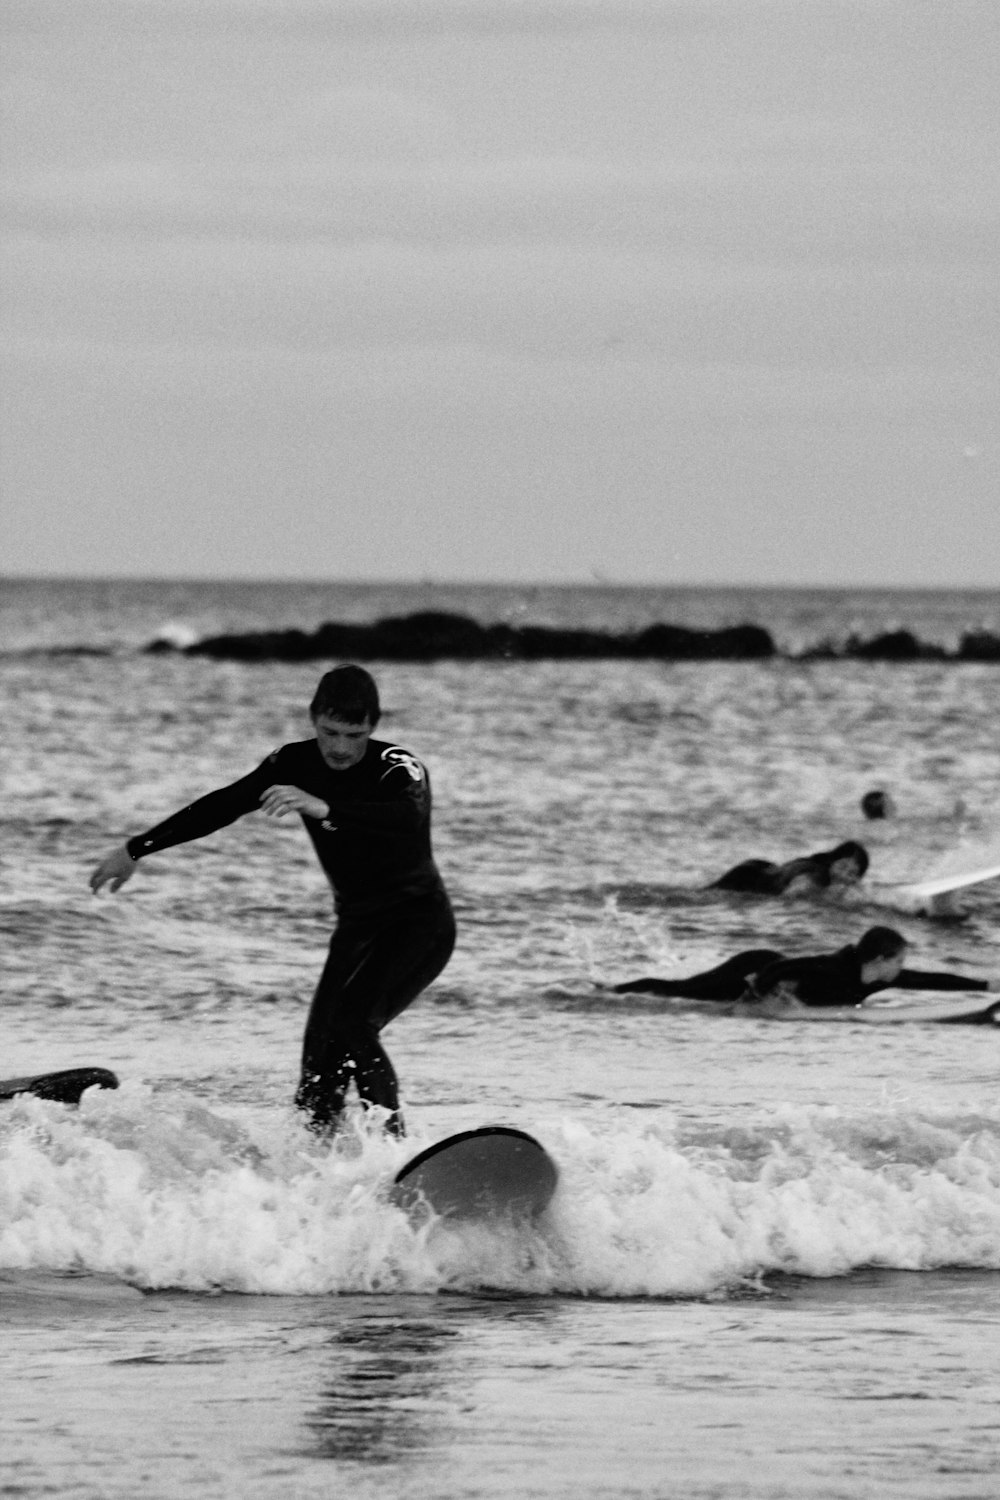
[2,1085,999,1300]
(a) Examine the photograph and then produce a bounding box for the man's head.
[856,926,907,961]
[310,665,380,726]
[824,840,870,885]
[856,925,908,983]
[861,789,895,820]
[310,665,380,770]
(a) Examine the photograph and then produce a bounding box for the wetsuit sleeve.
[126,758,278,860]
[893,968,988,993]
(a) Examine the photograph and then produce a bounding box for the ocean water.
[3,578,1000,1499]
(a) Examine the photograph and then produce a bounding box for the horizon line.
[3,573,999,595]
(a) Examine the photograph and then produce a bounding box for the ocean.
[2,577,1000,1499]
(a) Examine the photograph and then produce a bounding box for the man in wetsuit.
[89,665,455,1137]
[613,926,998,1009]
[709,841,869,896]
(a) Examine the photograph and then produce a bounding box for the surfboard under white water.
[389,1125,559,1223]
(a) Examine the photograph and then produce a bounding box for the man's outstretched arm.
[89,764,273,894]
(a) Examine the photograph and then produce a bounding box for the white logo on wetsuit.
[381,746,424,783]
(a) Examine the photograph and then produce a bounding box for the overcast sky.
[2,0,998,586]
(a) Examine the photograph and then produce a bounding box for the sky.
[2,0,998,587]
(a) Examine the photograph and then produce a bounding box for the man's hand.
[259,785,330,821]
[89,844,137,894]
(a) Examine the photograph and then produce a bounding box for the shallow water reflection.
[303,1296,560,1468]
[306,1315,462,1463]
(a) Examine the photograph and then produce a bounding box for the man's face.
[828,856,863,887]
[861,951,905,985]
[314,713,374,771]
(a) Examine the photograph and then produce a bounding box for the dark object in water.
[0,1068,120,1105]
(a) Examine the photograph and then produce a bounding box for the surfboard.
[858,995,1000,1025]
[389,1126,559,1224]
[887,828,1000,911]
[0,1068,119,1105]
[724,994,1000,1026]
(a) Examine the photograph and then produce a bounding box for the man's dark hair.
[855,925,907,962]
[310,665,381,726]
[823,840,870,877]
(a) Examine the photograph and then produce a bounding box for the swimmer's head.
[861,789,895,820]
[778,858,827,893]
[856,924,907,983]
[818,840,870,885]
[856,926,907,962]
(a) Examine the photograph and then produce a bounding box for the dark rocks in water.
[840,629,948,661]
[185,613,489,662]
[140,611,997,665]
[956,630,1000,662]
[184,627,322,661]
[633,623,775,659]
[171,610,778,662]
[363,611,490,659]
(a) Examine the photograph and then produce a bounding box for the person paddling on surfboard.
[709,841,869,896]
[613,926,999,1010]
[89,665,455,1138]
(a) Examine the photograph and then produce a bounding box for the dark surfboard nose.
[390,1125,559,1223]
[0,1068,119,1106]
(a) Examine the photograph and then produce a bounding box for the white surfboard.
[389,1126,559,1224]
[897,856,1000,904]
[887,826,1000,907]
[723,993,1000,1025]
[856,994,1000,1025]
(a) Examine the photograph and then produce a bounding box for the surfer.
[861,789,895,820]
[613,926,998,1008]
[89,665,455,1138]
[709,840,869,896]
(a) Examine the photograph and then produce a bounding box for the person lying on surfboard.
[612,926,999,1009]
[89,665,455,1139]
[709,840,870,896]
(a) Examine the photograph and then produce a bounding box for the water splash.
[3,1088,999,1300]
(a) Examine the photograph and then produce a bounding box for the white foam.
[3,1090,1000,1299]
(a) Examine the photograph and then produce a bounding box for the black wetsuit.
[614,950,782,999]
[128,737,455,1133]
[710,858,828,894]
[614,944,988,1008]
[750,945,988,1008]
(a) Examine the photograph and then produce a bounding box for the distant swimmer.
[709,840,869,896]
[860,786,968,823]
[89,665,456,1139]
[861,789,896,820]
[613,926,998,1009]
